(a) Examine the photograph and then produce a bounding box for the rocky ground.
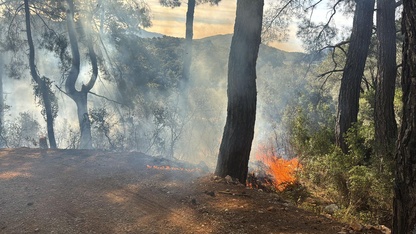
[0,148,388,233]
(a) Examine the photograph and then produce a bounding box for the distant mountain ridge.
[194,34,305,68]
[138,31,306,62]
[196,34,304,58]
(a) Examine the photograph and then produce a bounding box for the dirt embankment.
[0,148,369,233]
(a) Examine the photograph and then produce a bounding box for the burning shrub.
[263,156,302,191]
[248,151,308,204]
[249,145,302,192]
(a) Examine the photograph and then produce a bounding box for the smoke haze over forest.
[0,0,348,167]
[0,30,311,168]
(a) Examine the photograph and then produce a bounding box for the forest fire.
[146,165,202,173]
[249,145,302,191]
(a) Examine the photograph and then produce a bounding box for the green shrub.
[288,106,393,225]
[348,165,375,209]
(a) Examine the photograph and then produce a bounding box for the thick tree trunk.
[0,56,4,147]
[183,0,195,83]
[215,0,263,184]
[335,0,375,153]
[392,1,416,233]
[24,0,57,149]
[374,0,397,160]
[65,0,97,149]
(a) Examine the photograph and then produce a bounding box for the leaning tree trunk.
[65,0,97,149]
[335,0,375,154]
[392,0,416,233]
[215,0,263,184]
[24,0,57,149]
[374,0,397,161]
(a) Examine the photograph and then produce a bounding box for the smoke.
[0,1,332,174]
[166,34,314,168]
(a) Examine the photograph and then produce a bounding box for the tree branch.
[88,91,125,106]
[263,0,294,34]
[318,69,344,78]
[56,84,124,106]
[304,0,324,12]
[314,0,342,43]
[82,20,98,92]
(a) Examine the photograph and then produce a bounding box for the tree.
[335,0,375,153]
[0,55,4,147]
[215,0,263,183]
[393,0,416,232]
[1,0,64,148]
[65,0,98,149]
[183,0,195,84]
[374,0,398,161]
[24,0,58,149]
[160,0,221,84]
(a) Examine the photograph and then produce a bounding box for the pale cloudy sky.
[145,0,304,52]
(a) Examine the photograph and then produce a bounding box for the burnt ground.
[0,148,384,234]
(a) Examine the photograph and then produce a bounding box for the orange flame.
[254,145,302,191]
[146,165,201,173]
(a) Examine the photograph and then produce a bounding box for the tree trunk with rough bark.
[215,0,263,184]
[24,0,57,149]
[392,1,416,233]
[0,56,4,147]
[374,0,398,161]
[183,0,195,83]
[335,0,375,153]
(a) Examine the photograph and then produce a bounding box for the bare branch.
[56,83,124,109]
[33,9,61,40]
[315,0,342,44]
[319,69,343,91]
[88,91,125,106]
[318,69,344,78]
[263,0,294,34]
[55,84,70,97]
[304,0,324,12]
[320,40,349,51]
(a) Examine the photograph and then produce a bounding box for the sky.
[145,0,305,52]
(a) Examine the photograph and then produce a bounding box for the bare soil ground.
[0,148,380,234]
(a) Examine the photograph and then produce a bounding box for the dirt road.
[0,148,345,233]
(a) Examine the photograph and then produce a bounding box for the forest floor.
[0,148,387,234]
